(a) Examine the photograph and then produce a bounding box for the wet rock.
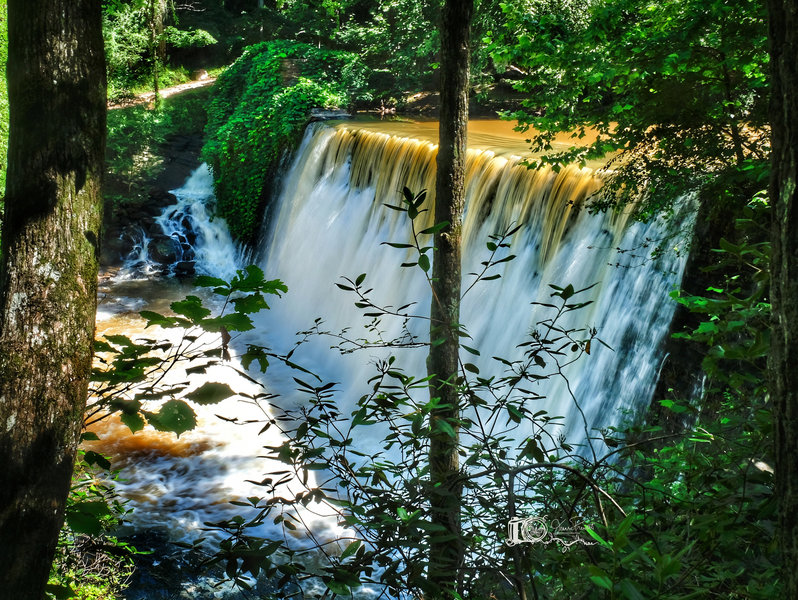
[120,529,300,600]
[174,261,196,278]
[148,236,178,264]
[148,189,178,209]
[180,243,196,262]
[310,107,352,121]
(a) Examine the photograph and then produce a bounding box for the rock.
[309,107,352,121]
[148,189,178,211]
[179,243,195,262]
[173,261,195,278]
[147,236,178,264]
[119,529,300,600]
[190,69,209,81]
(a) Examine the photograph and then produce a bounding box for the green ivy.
[202,40,371,242]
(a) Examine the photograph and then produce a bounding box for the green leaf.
[195,275,228,289]
[171,296,212,323]
[45,584,75,600]
[419,221,450,235]
[145,400,197,436]
[418,254,430,272]
[186,382,236,405]
[434,417,456,438]
[202,312,254,332]
[66,501,112,535]
[340,539,362,559]
[232,293,270,314]
[120,411,146,433]
[619,579,645,600]
[82,450,112,470]
[589,574,613,591]
[138,310,176,328]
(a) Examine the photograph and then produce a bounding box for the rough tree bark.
[426,0,472,596]
[0,0,106,596]
[767,0,798,595]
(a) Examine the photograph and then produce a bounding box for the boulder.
[147,235,178,265]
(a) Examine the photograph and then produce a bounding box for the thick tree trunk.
[767,0,798,596]
[427,0,472,597]
[0,1,106,597]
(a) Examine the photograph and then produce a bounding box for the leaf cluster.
[89,265,286,437]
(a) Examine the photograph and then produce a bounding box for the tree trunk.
[0,0,106,596]
[150,0,165,102]
[768,0,798,595]
[427,0,472,597]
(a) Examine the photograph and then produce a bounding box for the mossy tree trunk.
[427,0,472,597]
[0,0,106,597]
[768,0,798,595]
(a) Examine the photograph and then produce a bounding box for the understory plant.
[46,450,136,600]
[196,192,778,599]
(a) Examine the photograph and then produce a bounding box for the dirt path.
[108,77,217,110]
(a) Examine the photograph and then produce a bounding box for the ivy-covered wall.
[202,40,371,242]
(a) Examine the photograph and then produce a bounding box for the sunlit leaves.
[143,400,197,437]
[90,266,284,438]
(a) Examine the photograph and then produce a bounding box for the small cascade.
[119,164,247,281]
[93,164,342,549]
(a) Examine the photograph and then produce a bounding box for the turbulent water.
[90,120,691,558]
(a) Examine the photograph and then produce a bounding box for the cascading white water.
[155,164,248,281]
[258,123,691,451]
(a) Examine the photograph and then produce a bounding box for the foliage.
[88,265,287,437]
[105,86,210,204]
[202,40,371,241]
[490,0,769,216]
[163,25,217,49]
[326,0,442,93]
[567,203,776,599]
[103,0,218,100]
[46,448,136,600]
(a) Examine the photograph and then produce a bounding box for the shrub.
[202,40,371,242]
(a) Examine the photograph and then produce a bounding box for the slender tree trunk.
[427,0,472,596]
[767,0,798,596]
[150,0,164,103]
[0,1,106,596]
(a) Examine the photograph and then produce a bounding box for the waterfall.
[117,164,247,282]
[91,120,691,577]
[259,123,691,448]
